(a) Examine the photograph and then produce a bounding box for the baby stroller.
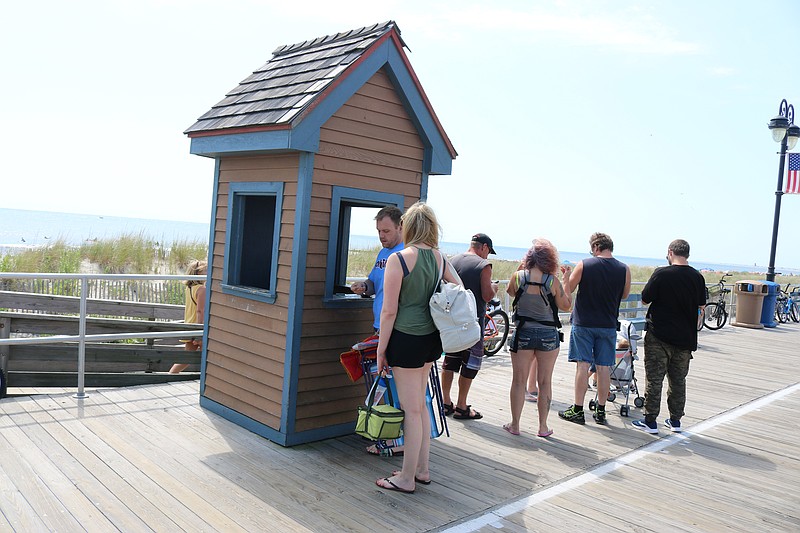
[588,319,644,417]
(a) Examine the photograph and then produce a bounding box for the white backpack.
[429,256,482,353]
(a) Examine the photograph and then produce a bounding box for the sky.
[4,0,800,270]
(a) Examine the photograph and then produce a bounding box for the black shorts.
[386,329,442,369]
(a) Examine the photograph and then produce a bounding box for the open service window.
[325,186,403,305]
[222,182,283,304]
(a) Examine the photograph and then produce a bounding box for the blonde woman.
[374,202,461,494]
[504,239,572,438]
[170,260,207,374]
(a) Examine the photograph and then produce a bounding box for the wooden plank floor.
[1,323,798,532]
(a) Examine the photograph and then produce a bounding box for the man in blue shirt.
[350,205,403,331]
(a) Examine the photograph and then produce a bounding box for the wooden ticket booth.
[184,21,456,445]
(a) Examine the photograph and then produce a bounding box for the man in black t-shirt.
[632,239,706,435]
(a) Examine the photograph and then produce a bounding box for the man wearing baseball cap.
[440,233,498,420]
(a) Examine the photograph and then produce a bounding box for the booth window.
[222,182,283,304]
[325,187,403,305]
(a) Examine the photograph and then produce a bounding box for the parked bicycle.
[775,284,800,323]
[483,297,510,356]
[700,272,731,330]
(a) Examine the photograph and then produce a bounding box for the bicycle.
[775,284,800,323]
[483,297,510,356]
[700,272,731,330]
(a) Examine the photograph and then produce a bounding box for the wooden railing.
[0,273,206,397]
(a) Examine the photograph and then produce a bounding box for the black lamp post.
[765,99,800,282]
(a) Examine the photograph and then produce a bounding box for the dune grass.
[0,233,208,275]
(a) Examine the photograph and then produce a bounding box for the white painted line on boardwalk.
[441,382,800,533]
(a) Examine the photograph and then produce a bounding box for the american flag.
[787,153,800,194]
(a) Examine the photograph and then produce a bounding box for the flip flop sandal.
[376,477,415,494]
[443,402,455,416]
[453,405,483,420]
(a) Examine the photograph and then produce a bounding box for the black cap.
[471,233,496,254]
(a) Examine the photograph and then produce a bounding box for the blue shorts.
[510,325,560,352]
[568,326,616,367]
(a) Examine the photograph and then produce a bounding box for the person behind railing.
[170,260,207,374]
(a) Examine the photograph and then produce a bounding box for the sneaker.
[632,419,658,434]
[664,418,682,433]
[593,407,607,425]
[558,405,585,425]
[525,391,538,403]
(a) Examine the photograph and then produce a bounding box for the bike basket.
[707,285,721,298]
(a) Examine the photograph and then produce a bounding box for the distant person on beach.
[504,238,572,438]
[632,239,706,434]
[440,233,498,421]
[375,202,459,494]
[350,206,404,332]
[349,205,406,457]
[171,260,207,374]
[559,232,630,425]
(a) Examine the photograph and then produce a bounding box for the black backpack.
[511,271,562,329]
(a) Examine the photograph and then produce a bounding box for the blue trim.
[190,129,303,157]
[222,182,283,304]
[200,396,287,446]
[420,169,430,202]
[199,158,221,395]
[324,187,403,301]
[188,39,453,175]
[281,152,314,436]
[200,396,355,446]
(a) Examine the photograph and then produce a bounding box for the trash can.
[732,280,767,329]
[760,281,780,328]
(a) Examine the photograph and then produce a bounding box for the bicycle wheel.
[483,309,509,356]
[776,300,788,323]
[697,307,704,331]
[790,301,799,323]
[703,302,727,330]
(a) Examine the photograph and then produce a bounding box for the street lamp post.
[765,99,800,282]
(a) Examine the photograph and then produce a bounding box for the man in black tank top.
[559,233,631,426]
[441,233,498,420]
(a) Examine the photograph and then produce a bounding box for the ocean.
[2,208,797,275]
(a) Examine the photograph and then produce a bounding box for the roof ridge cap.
[271,20,397,57]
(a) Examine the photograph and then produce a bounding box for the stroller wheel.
[588,399,596,410]
[620,405,629,417]
[634,397,645,408]
[607,393,616,403]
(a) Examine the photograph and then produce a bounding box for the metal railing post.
[75,275,88,399]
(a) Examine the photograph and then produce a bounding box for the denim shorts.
[510,325,560,352]
[568,325,616,367]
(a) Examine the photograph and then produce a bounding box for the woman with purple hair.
[503,238,572,438]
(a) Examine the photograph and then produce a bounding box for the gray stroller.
[588,319,644,417]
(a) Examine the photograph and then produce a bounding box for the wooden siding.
[295,69,426,432]
[203,154,300,431]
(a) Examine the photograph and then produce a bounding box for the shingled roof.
[185,22,403,134]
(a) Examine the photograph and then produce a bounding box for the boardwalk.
[0,324,798,532]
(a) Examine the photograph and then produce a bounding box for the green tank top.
[394,248,439,335]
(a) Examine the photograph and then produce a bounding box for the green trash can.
[732,280,766,329]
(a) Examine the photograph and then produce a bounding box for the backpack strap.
[395,251,410,277]
[512,271,561,329]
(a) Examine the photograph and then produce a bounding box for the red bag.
[339,334,380,382]
[340,350,364,382]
